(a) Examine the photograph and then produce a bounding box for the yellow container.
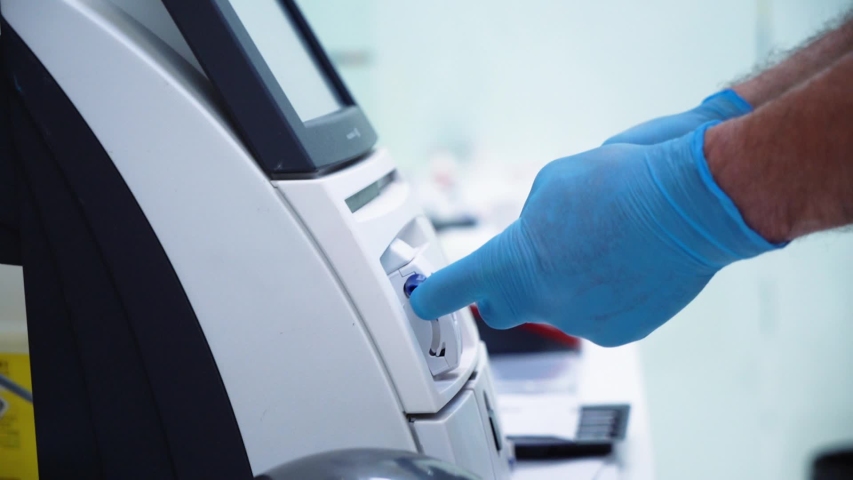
[0,346,38,480]
[0,334,38,480]
[1,265,37,479]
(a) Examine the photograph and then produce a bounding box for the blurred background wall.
[0,1,850,478]
[298,1,853,480]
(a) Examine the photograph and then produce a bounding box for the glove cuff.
[700,89,753,120]
[691,121,786,253]
[646,121,782,272]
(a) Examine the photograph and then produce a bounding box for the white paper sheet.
[512,458,606,480]
[499,393,580,440]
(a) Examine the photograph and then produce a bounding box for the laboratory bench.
[507,341,655,480]
[492,341,654,480]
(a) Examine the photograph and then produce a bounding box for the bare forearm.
[706,51,853,243]
[732,11,853,107]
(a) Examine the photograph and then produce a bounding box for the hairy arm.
[706,50,853,243]
[732,10,853,107]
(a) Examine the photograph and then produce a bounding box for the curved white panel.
[1,0,414,473]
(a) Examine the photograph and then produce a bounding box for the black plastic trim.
[0,52,21,266]
[267,148,372,180]
[509,404,630,460]
[161,0,378,175]
[511,440,613,460]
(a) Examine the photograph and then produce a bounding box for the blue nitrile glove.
[410,123,779,347]
[603,89,752,146]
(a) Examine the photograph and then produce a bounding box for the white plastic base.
[411,344,513,480]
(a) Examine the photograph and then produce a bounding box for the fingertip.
[408,284,437,320]
[408,254,482,320]
[409,224,519,322]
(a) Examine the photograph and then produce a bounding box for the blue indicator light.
[403,273,427,298]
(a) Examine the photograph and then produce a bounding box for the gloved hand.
[603,89,752,146]
[410,123,778,347]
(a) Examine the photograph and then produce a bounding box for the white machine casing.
[1,0,512,477]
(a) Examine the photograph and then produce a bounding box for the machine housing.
[0,0,512,478]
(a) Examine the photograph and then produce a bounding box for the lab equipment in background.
[811,447,853,480]
[510,405,630,460]
[470,305,581,355]
[0,373,32,404]
[0,0,511,477]
[489,351,630,461]
[416,149,480,232]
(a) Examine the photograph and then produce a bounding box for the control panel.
[383,238,462,376]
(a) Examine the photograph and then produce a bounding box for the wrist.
[731,81,772,108]
[641,124,779,271]
[703,120,791,242]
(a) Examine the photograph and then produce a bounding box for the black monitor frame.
[162,0,378,178]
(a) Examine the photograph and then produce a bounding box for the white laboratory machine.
[0,0,512,478]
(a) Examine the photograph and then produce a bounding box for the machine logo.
[346,127,361,140]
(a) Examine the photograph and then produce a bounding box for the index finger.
[408,249,485,320]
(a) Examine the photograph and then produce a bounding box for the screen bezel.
[162,0,378,177]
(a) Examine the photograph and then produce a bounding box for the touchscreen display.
[228,0,341,121]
